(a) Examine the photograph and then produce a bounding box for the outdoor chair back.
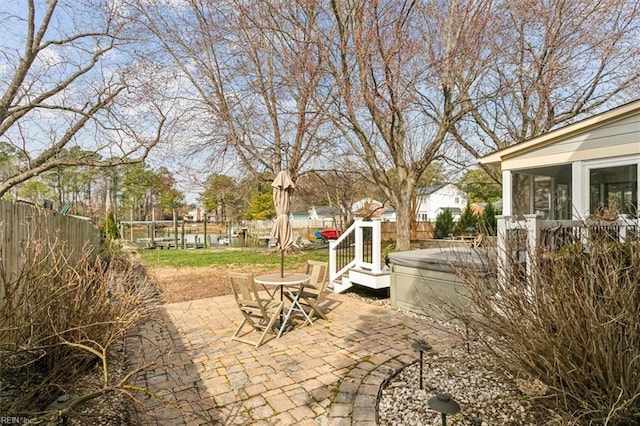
[228,272,283,347]
[297,260,329,320]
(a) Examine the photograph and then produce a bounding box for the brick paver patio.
[127,293,455,425]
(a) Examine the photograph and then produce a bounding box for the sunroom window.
[589,164,638,218]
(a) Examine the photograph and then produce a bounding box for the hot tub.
[387,247,490,318]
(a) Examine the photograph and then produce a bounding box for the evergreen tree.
[434,208,454,239]
[455,202,477,235]
[245,192,276,220]
[478,202,497,236]
[104,211,119,239]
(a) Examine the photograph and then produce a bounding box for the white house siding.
[416,184,468,222]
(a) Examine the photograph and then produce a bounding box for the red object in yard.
[320,229,341,240]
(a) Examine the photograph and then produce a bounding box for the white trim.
[583,154,640,168]
[528,175,535,216]
[549,176,557,216]
[502,170,512,216]
[478,99,640,165]
[500,144,639,171]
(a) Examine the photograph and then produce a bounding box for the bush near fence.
[0,200,102,310]
[0,200,158,418]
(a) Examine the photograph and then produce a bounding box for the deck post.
[371,219,382,273]
[496,215,508,287]
[619,214,629,242]
[355,220,363,266]
[524,214,540,276]
[329,239,338,283]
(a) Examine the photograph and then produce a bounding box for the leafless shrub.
[0,235,158,420]
[445,230,640,424]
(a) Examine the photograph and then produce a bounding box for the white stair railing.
[328,219,383,286]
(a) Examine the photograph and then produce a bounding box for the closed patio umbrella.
[270,170,295,277]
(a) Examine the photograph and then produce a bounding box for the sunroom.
[478,100,640,266]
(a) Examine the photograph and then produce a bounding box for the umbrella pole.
[279,249,285,325]
[280,249,285,278]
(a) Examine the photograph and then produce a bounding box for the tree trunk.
[391,183,415,252]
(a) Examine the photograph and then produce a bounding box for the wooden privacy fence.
[381,221,435,242]
[0,200,102,306]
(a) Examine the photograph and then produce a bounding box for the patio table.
[254,272,312,338]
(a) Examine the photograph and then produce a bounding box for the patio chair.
[294,260,329,320]
[228,272,284,347]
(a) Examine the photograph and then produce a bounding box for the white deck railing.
[496,214,639,280]
[328,219,384,286]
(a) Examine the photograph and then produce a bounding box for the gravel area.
[345,289,572,426]
[378,344,551,425]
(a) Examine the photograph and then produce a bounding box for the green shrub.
[434,208,454,238]
[477,202,497,236]
[455,201,477,235]
[104,211,119,239]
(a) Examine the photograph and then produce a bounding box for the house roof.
[290,211,308,218]
[437,207,462,215]
[312,206,341,217]
[417,183,459,196]
[417,186,443,196]
[352,197,382,206]
[478,98,640,166]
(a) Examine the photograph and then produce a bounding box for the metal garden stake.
[411,339,432,390]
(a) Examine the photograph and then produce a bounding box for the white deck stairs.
[328,219,390,293]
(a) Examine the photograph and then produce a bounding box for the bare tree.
[298,165,377,227]
[0,0,171,199]
[454,0,640,182]
[323,0,492,250]
[132,0,333,185]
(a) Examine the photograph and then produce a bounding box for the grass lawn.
[138,246,329,269]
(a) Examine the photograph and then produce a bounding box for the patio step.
[329,276,353,294]
[348,267,390,290]
[329,267,391,294]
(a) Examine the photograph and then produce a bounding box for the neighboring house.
[415,184,468,222]
[308,205,341,221]
[308,205,345,229]
[433,206,462,221]
[478,99,640,221]
[289,211,309,221]
[380,206,397,222]
[184,207,202,222]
